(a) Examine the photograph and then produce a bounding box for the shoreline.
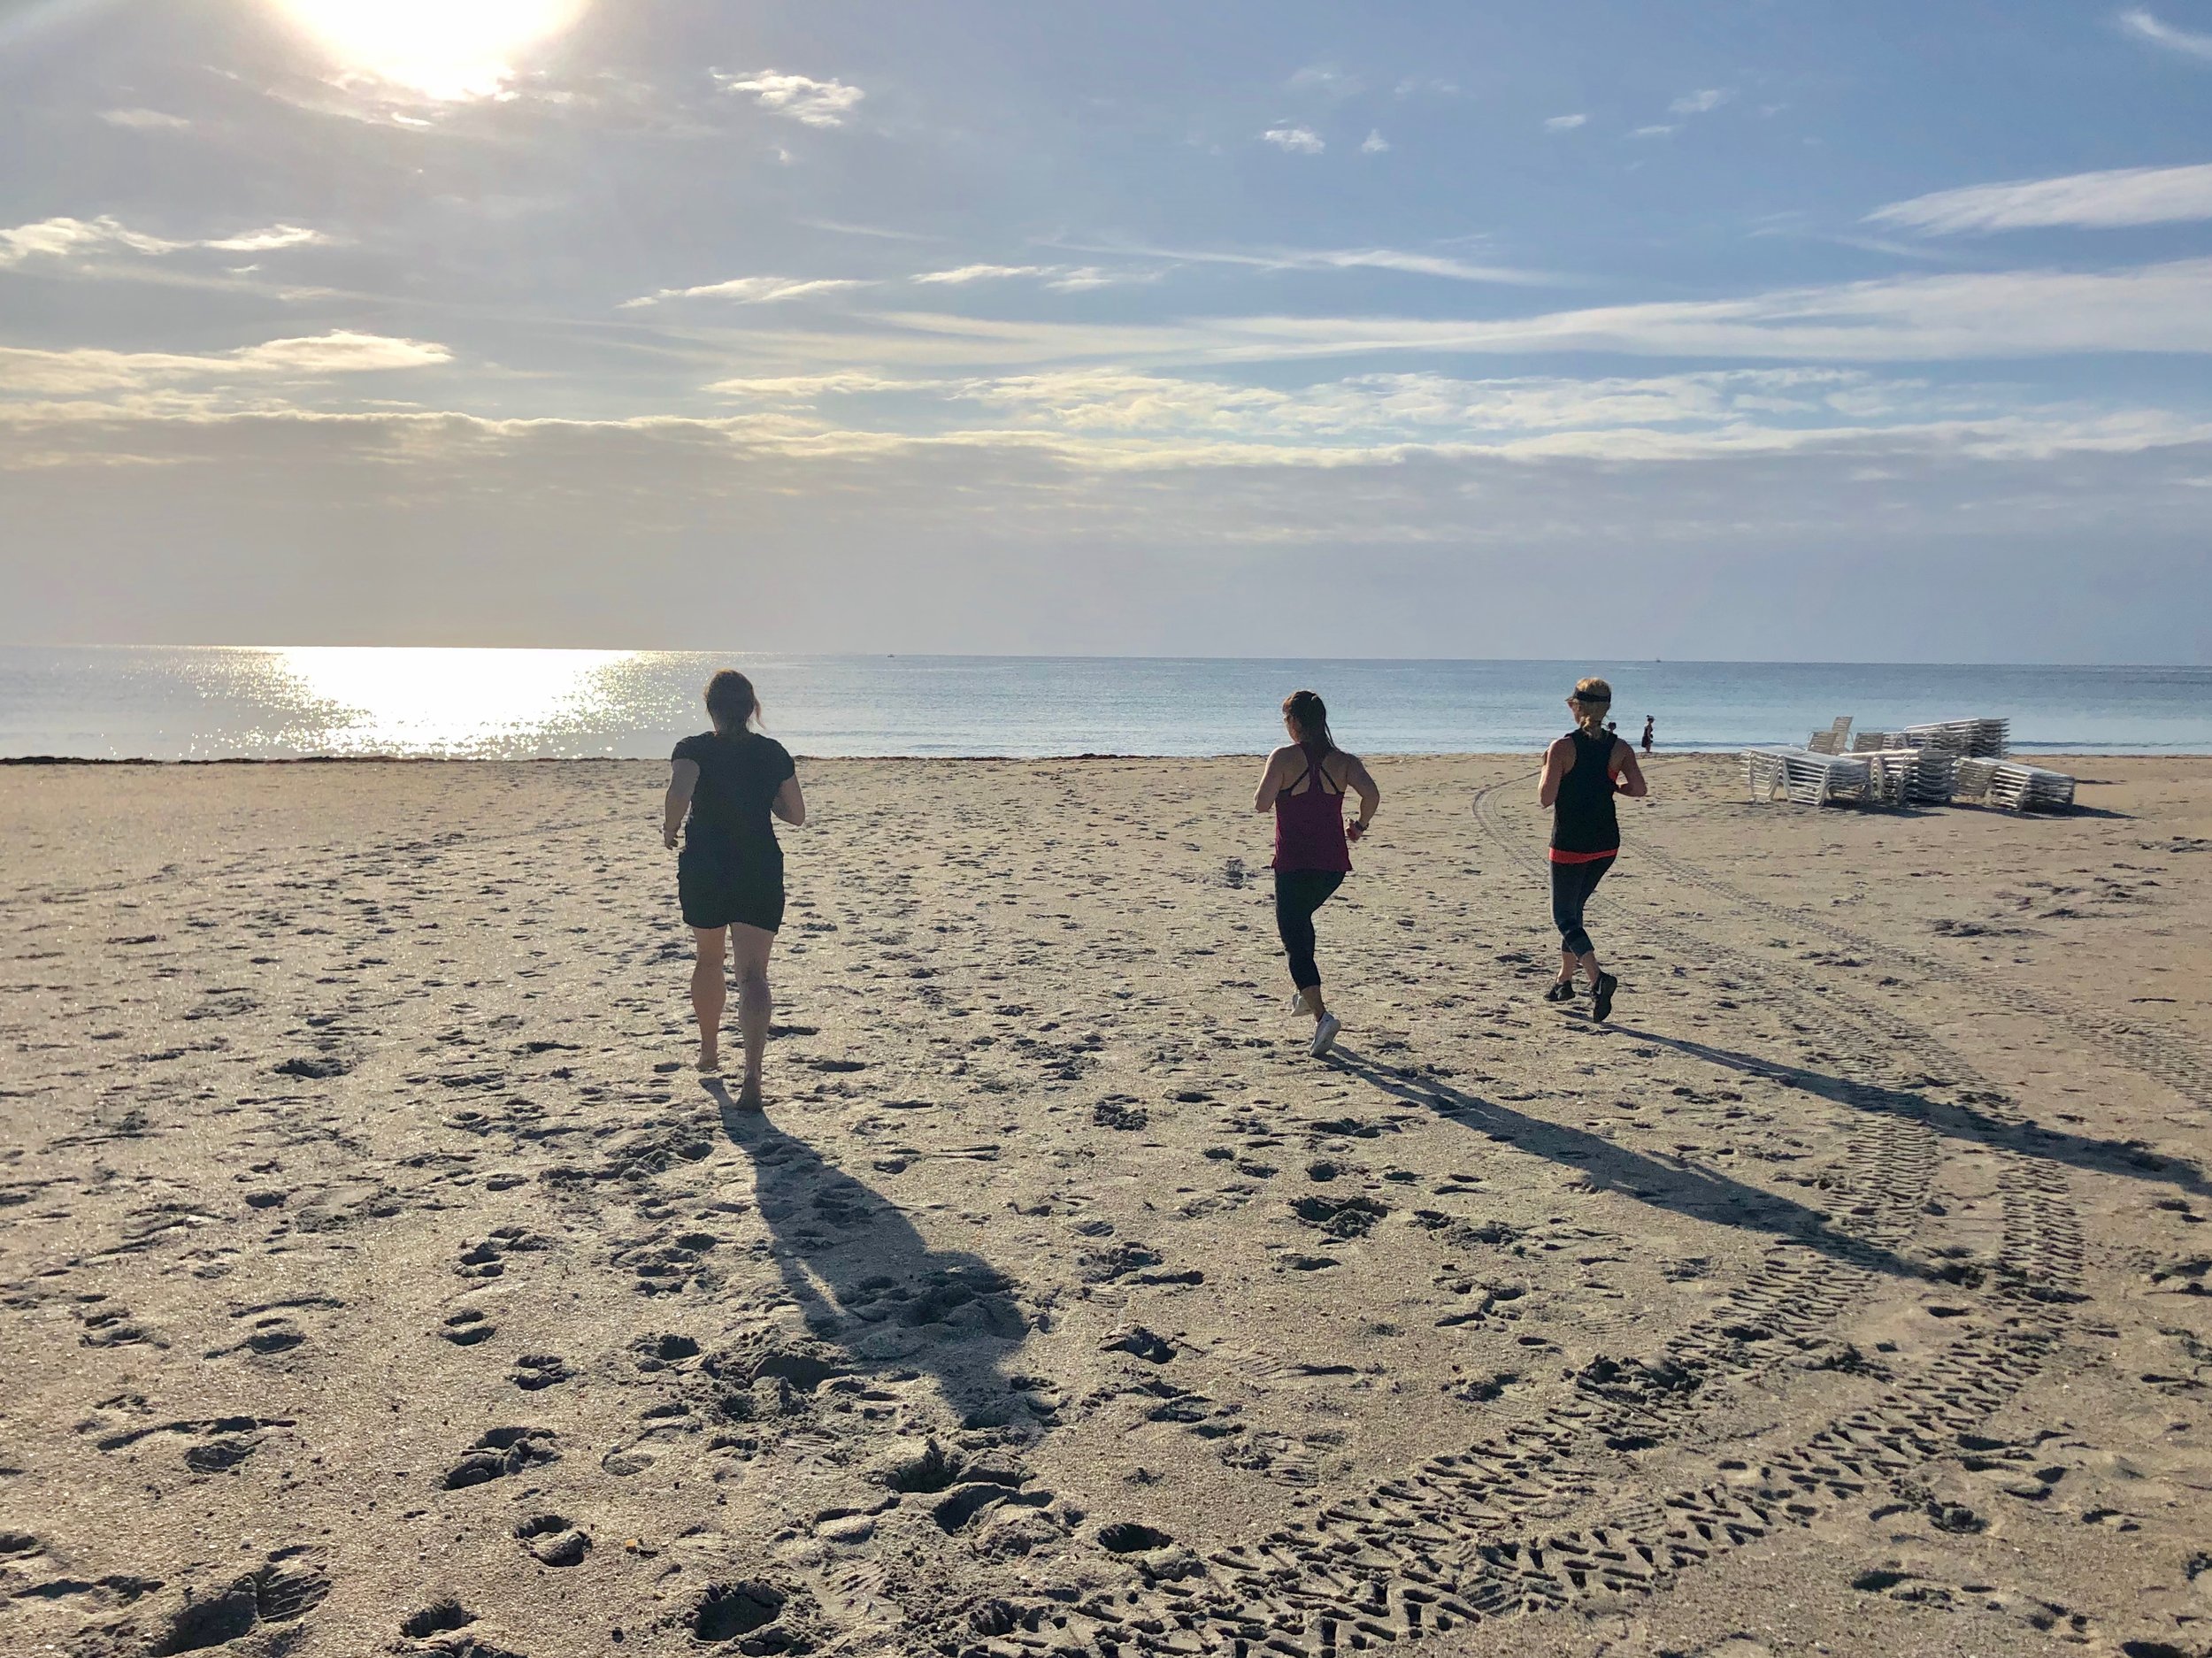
[0,747,2192,766]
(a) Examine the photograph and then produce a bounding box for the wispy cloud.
[1042,267,1137,292]
[2120,7,2212,61]
[1286,65,1360,97]
[1870,163,2212,233]
[712,70,866,127]
[29,368,2202,489]
[1361,129,1391,154]
[736,258,2212,372]
[620,276,871,309]
[1302,249,1537,281]
[204,226,327,254]
[1631,125,1678,140]
[0,332,449,395]
[1050,239,1547,285]
[0,216,327,270]
[920,365,1898,445]
[99,109,190,131]
[1544,113,1588,131]
[1261,126,1325,154]
[704,372,913,399]
[909,264,1151,293]
[800,220,943,243]
[1670,88,1732,115]
[912,265,1055,286]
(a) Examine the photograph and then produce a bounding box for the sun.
[273,0,590,101]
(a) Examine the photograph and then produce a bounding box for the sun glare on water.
[272,647,639,755]
[273,0,590,100]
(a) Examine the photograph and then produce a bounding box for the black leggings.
[1275,870,1345,991]
[1550,855,1616,958]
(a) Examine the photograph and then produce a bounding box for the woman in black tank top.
[1533,677,1647,1020]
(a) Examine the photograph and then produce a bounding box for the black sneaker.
[1541,980,1576,1003]
[1591,972,1618,1022]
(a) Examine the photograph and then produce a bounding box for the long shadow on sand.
[1605,1023,2210,1201]
[704,1078,1033,1431]
[1326,1048,1927,1280]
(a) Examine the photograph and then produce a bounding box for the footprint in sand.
[513,1514,591,1567]
[632,1332,700,1370]
[144,1548,330,1656]
[398,1599,477,1639]
[440,1308,496,1346]
[442,1427,557,1489]
[455,1224,549,1280]
[73,1301,157,1349]
[509,1353,571,1391]
[690,1580,793,1644]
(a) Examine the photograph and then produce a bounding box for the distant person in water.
[1537,678,1647,1021]
[1641,716,1655,755]
[663,670,805,1102]
[1254,690,1380,1058]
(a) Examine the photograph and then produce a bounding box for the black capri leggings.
[1275,870,1346,991]
[1550,855,1616,958]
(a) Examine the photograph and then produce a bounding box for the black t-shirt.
[672,732,795,861]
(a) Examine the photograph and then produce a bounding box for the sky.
[2,0,2209,662]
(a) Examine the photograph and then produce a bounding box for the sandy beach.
[3,753,2209,1658]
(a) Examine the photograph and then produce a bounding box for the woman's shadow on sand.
[701,1078,1033,1432]
[1326,1048,1929,1279]
[1601,1023,2211,1201]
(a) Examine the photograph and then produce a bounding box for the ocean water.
[1,648,2208,760]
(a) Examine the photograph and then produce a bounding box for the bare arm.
[772,776,806,826]
[1536,738,1572,808]
[1340,755,1381,841]
[663,758,699,848]
[1252,747,1288,813]
[1612,741,1648,799]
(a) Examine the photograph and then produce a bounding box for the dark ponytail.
[1281,689,1335,755]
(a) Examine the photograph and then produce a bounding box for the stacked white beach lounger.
[1857,746,1960,806]
[1742,747,1872,806]
[1751,715,2073,811]
[1900,717,2011,758]
[1805,717,1854,755]
[1955,757,2078,812]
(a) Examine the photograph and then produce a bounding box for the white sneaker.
[1310,1013,1341,1059]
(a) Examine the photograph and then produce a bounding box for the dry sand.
[2,753,2208,1658]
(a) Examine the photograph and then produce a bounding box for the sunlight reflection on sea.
[2,649,2208,759]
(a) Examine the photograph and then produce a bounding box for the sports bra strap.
[1281,747,1345,798]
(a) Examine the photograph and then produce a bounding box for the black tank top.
[1550,727,1621,855]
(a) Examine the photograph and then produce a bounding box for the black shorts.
[678,847,785,933]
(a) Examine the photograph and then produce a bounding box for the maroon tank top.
[1272,744,1352,873]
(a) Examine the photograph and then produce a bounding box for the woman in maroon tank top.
[1253,690,1380,1058]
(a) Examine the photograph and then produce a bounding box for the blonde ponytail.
[1571,676,1612,735]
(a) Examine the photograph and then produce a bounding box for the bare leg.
[1300,984,1329,1024]
[729,923,776,1108]
[1577,948,1601,983]
[690,928,727,1071]
[1556,948,1578,988]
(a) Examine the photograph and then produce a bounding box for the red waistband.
[1548,846,1618,865]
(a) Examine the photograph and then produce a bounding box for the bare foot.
[698,1048,721,1074]
[735,1077,764,1112]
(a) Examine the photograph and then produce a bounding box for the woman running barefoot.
[1538,677,1646,1021]
[663,670,805,1106]
[1254,690,1380,1058]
